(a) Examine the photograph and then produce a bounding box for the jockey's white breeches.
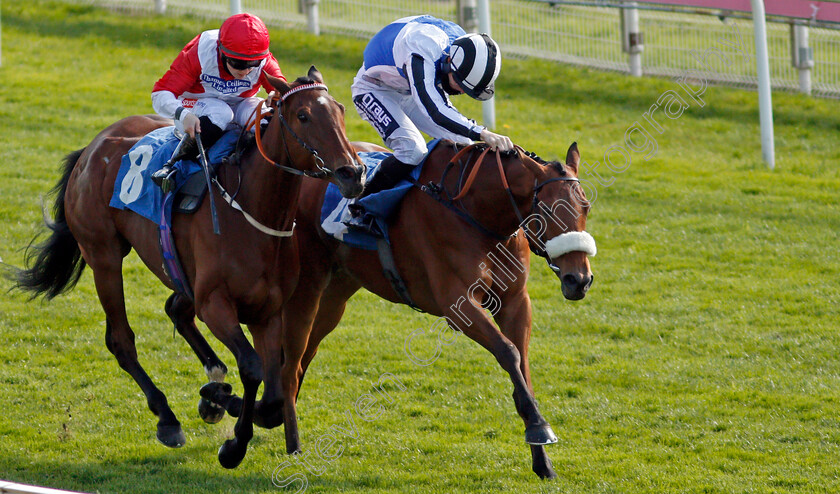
[190,96,264,132]
[351,73,471,166]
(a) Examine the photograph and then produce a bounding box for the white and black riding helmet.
[444,33,501,101]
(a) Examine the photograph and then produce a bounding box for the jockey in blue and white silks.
[351,15,513,198]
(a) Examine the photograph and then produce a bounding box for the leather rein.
[252,82,333,179]
[211,82,334,237]
[416,144,583,271]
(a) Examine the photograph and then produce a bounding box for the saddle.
[172,158,224,214]
[173,131,254,214]
[320,142,444,313]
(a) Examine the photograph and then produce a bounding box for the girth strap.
[376,238,424,313]
[159,191,195,301]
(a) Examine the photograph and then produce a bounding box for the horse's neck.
[228,146,302,232]
[433,146,534,236]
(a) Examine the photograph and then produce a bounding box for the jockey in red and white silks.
[151,13,285,137]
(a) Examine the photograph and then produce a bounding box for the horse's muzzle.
[334,163,366,198]
[560,272,593,300]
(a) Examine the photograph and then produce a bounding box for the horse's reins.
[450,145,507,201]
[420,144,587,272]
[212,82,333,237]
[253,83,333,179]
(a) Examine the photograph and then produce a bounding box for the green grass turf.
[1,1,839,493]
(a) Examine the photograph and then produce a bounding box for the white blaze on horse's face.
[317,95,330,106]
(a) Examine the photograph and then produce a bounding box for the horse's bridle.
[211,83,336,238]
[526,173,584,272]
[252,83,333,179]
[428,144,589,272]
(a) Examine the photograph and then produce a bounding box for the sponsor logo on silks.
[200,74,253,94]
[354,93,398,138]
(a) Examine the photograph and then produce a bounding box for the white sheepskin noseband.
[544,231,597,258]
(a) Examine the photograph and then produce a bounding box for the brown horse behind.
[275,140,594,478]
[14,67,365,468]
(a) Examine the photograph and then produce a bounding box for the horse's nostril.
[562,274,579,287]
[335,166,354,181]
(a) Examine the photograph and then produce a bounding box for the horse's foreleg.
[276,263,346,453]
[199,290,261,469]
[164,293,228,424]
[167,292,228,381]
[90,261,186,448]
[448,302,557,449]
[251,315,285,431]
[494,288,557,480]
[297,273,360,401]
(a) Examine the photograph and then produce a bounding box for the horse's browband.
[280,83,329,102]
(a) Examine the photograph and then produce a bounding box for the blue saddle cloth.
[320,139,440,250]
[109,126,239,222]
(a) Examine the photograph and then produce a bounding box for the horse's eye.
[297,111,308,123]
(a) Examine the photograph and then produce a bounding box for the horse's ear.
[308,66,324,84]
[565,142,580,173]
[267,75,291,96]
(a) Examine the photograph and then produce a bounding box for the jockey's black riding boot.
[359,155,415,198]
[152,117,224,193]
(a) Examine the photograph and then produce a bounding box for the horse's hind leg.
[164,292,228,424]
[89,255,186,448]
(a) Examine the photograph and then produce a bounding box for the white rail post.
[230,0,242,15]
[750,0,775,169]
[154,0,166,15]
[458,0,478,33]
[791,23,814,95]
[477,0,495,130]
[621,2,644,76]
[305,0,320,35]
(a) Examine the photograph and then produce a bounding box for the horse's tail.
[14,149,87,300]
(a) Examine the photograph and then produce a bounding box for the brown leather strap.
[252,94,278,165]
[495,150,509,189]
[452,146,492,200]
[451,145,512,201]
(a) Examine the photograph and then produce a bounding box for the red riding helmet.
[219,13,271,61]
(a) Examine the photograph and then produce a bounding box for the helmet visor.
[469,82,495,101]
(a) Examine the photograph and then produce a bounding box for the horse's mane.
[450,141,567,175]
[519,148,568,176]
[228,78,321,165]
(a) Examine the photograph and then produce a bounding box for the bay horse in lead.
[275,141,595,479]
[14,67,365,468]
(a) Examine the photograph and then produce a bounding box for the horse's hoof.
[200,381,233,402]
[254,401,284,429]
[218,439,247,469]
[156,424,186,448]
[198,397,226,424]
[525,424,558,445]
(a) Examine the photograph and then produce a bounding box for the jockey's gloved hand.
[175,108,201,138]
[480,129,514,152]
